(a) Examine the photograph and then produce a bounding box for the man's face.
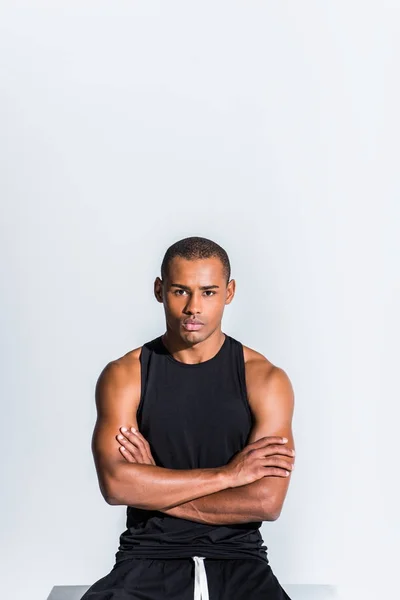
[154,256,235,344]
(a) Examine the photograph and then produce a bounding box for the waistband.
[115,544,269,564]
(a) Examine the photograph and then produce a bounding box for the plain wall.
[0,2,398,599]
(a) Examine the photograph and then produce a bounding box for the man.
[81,236,295,600]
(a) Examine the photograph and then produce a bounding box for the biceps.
[247,424,295,518]
[247,422,294,448]
[265,472,293,520]
[91,416,138,499]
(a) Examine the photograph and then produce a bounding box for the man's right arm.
[91,354,233,510]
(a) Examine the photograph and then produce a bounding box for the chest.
[136,364,254,469]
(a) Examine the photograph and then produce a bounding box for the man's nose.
[184,294,201,314]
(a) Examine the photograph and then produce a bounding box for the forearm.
[105,462,232,510]
[159,479,274,524]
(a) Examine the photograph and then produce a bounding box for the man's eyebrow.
[170,283,220,291]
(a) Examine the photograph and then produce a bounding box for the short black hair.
[161,236,231,284]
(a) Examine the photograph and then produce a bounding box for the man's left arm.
[159,362,296,525]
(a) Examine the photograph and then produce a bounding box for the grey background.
[0,2,398,599]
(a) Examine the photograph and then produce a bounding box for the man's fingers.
[129,428,153,456]
[118,427,156,465]
[119,445,136,462]
[117,436,141,459]
[249,436,288,448]
[131,432,158,466]
[117,430,146,462]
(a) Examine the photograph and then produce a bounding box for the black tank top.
[114,332,269,564]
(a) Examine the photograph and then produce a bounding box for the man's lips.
[182,320,204,331]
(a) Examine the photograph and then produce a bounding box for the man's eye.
[173,290,215,296]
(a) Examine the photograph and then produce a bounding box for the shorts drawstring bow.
[192,556,209,600]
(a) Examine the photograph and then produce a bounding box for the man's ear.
[225,278,236,304]
[154,277,163,303]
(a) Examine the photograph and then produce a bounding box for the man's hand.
[116,426,156,465]
[117,427,294,480]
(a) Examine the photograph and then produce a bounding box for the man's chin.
[180,327,206,343]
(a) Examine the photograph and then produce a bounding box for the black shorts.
[80,555,292,600]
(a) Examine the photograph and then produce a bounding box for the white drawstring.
[192,556,209,600]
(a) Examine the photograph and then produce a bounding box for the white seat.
[46,583,338,599]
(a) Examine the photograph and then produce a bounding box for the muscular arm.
[159,481,271,524]
[158,361,295,524]
[92,356,233,510]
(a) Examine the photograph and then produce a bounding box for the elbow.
[262,507,281,522]
[100,475,154,510]
[101,488,120,506]
[102,478,131,506]
[97,473,126,506]
[261,497,282,522]
[105,494,122,506]
[96,464,163,510]
[267,507,282,521]
[95,458,140,506]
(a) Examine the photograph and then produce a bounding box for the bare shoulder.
[242,343,275,375]
[242,343,279,383]
[104,344,142,376]
[242,342,294,408]
[95,345,143,415]
[113,345,143,371]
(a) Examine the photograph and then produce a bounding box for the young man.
[82,236,296,600]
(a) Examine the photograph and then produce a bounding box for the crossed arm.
[92,355,295,525]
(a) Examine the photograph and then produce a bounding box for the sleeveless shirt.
[114,332,269,565]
